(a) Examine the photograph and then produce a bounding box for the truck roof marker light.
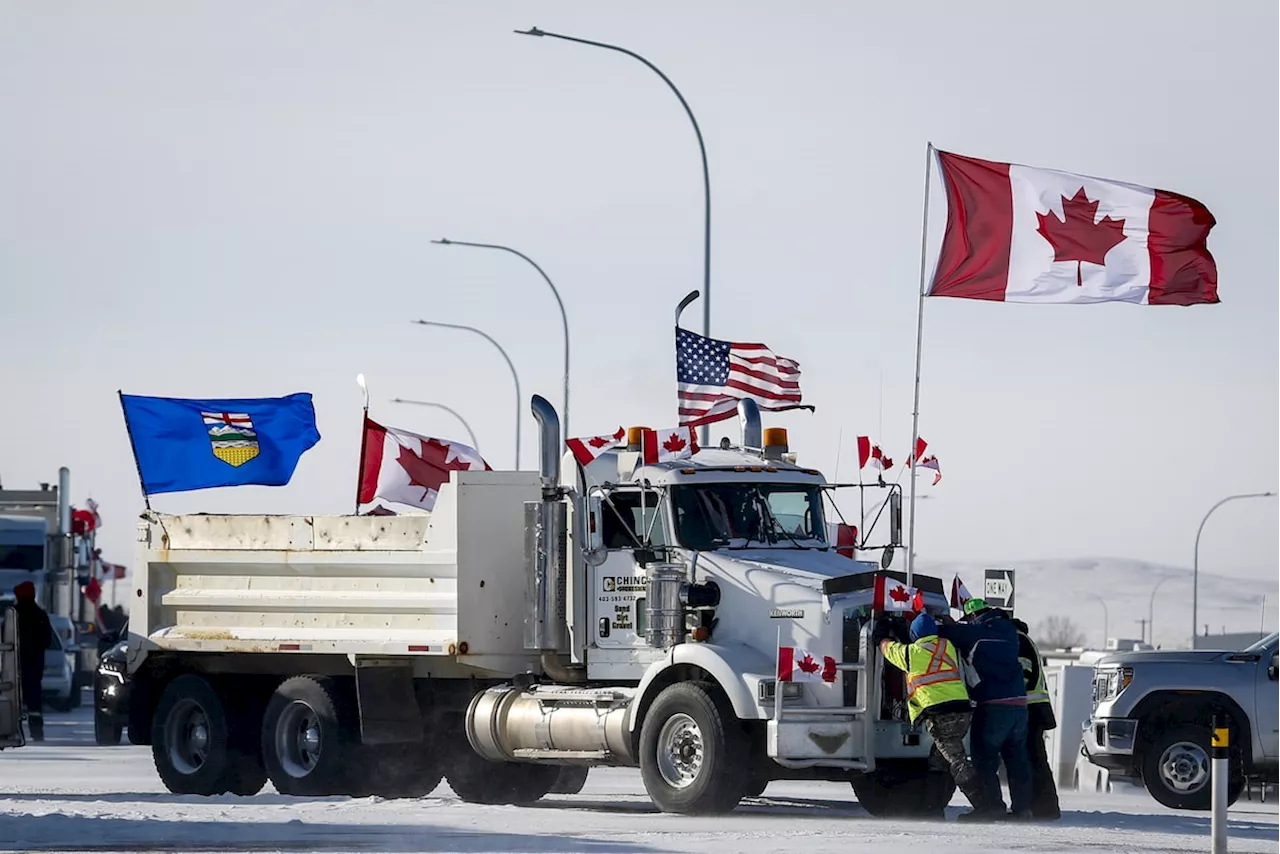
[680,469,697,475]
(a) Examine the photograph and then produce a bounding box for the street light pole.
[1193,491,1276,646]
[1147,576,1176,646]
[389,398,481,453]
[411,320,522,469]
[517,25,713,447]
[432,238,570,438]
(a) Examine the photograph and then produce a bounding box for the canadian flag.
[358,417,491,512]
[856,436,893,472]
[873,575,924,613]
[928,150,1218,306]
[916,455,942,486]
[640,426,699,464]
[777,646,838,683]
[99,558,127,580]
[566,427,625,467]
[907,437,928,467]
[950,574,972,610]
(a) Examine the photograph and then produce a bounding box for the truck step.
[511,748,610,761]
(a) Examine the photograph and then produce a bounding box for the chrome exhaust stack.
[526,395,568,655]
[738,398,762,452]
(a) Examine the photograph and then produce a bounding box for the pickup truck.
[1083,631,1279,809]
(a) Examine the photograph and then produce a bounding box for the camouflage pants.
[924,710,983,808]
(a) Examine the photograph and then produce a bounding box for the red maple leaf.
[889,584,911,604]
[1035,187,1127,287]
[397,440,450,502]
[797,654,820,674]
[588,435,611,449]
[663,432,687,453]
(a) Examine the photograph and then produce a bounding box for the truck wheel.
[550,766,590,795]
[94,708,123,746]
[151,674,236,795]
[1142,725,1244,811]
[353,744,444,798]
[261,676,354,796]
[638,681,748,815]
[851,764,956,818]
[445,748,559,805]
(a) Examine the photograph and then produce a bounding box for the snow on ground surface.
[1,699,1276,854]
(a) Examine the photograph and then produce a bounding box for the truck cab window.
[672,483,826,550]
[601,490,668,548]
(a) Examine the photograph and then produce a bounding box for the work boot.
[28,714,44,742]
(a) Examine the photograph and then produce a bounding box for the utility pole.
[1135,618,1148,644]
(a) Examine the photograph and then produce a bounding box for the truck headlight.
[758,679,803,701]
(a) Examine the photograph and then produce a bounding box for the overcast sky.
[2,3,1276,606]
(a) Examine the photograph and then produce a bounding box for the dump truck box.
[129,470,544,677]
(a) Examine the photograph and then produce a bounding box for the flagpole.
[905,142,935,586]
[117,390,152,511]
[354,374,370,514]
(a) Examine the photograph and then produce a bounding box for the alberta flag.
[119,392,320,495]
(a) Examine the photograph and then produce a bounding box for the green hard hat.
[963,597,987,615]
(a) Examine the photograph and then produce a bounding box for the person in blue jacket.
[937,598,1033,821]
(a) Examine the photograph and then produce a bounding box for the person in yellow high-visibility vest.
[876,611,991,819]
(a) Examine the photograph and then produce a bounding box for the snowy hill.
[915,556,1277,651]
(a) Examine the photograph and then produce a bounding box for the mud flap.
[354,657,421,745]
[0,604,25,749]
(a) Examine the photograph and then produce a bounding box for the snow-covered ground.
[1,698,1276,854]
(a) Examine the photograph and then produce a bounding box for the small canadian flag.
[566,428,626,467]
[777,646,838,683]
[641,426,699,464]
[872,575,924,613]
[950,574,972,610]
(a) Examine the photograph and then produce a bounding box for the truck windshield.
[671,483,825,550]
[0,544,43,570]
[1242,632,1278,653]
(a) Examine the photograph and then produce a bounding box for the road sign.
[984,568,1015,611]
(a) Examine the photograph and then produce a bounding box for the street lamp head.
[514,27,545,37]
[431,238,452,245]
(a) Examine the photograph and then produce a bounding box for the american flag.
[676,328,811,427]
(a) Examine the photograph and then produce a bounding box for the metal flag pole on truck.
[905,141,935,587]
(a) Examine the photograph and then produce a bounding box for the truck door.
[1258,639,1279,759]
[591,487,667,651]
[0,603,24,749]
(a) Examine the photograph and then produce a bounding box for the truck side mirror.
[583,490,607,567]
[1269,654,1277,681]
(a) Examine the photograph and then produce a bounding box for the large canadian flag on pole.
[358,417,490,512]
[927,150,1218,306]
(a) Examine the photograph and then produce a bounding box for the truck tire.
[352,743,444,799]
[1142,724,1244,811]
[638,681,748,815]
[445,747,560,805]
[261,676,355,796]
[850,763,956,818]
[151,674,237,795]
[549,766,590,795]
[94,708,123,746]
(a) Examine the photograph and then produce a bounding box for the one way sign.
[983,568,1015,611]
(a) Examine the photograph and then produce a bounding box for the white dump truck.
[127,397,954,815]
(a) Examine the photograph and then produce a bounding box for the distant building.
[1193,630,1271,650]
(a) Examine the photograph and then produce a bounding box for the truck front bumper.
[1083,716,1139,777]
